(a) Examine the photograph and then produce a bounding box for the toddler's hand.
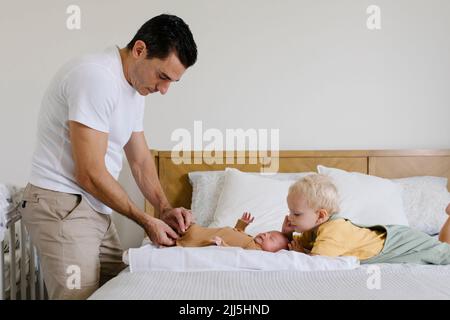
[288,239,305,253]
[282,215,296,234]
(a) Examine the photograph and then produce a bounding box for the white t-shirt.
[30,46,145,214]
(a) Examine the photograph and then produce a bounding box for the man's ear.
[316,209,329,224]
[132,40,147,58]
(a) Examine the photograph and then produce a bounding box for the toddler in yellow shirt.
[283,174,450,264]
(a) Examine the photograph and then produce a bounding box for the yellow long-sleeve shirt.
[297,218,386,260]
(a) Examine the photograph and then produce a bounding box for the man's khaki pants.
[19,183,126,299]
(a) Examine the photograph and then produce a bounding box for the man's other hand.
[160,207,193,234]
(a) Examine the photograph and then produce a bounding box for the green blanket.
[361,225,450,265]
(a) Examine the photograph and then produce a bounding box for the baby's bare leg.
[438,203,450,244]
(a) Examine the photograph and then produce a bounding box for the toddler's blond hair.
[288,174,340,215]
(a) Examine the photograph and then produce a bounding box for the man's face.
[129,45,186,96]
[254,231,289,252]
[287,192,320,233]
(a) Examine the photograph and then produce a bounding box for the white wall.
[1,0,449,248]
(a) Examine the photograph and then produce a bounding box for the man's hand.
[240,212,255,224]
[282,215,296,235]
[143,216,179,246]
[160,207,193,234]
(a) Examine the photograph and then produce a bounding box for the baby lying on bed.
[284,173,450,265]
[175,212,289,252]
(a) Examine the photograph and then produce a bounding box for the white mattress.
[89,263,450,300]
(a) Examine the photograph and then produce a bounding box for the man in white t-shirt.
[19,14,197,299]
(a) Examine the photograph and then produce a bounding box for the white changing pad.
[125,244,359,272]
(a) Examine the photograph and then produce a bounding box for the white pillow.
[392,176,449,235]
[317,165,409,227]
[189,171,226,227]
[208,168,296,236]
[189,170,313,227]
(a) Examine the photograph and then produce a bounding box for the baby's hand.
[241,212,255,224]
[211,236,224,246]
[446,203,450,216]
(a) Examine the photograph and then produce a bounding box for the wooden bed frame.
[145,149,450,217]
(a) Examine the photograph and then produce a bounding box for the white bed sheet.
[89,263,450,300]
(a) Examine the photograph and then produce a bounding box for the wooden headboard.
[145,150,450,216]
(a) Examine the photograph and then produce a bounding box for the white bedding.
[89,263,450,300]
[90,244,450,300]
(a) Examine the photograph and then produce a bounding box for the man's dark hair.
[127,14,197,68]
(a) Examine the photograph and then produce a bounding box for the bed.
[89,149,450,300]
[90,264,450,300]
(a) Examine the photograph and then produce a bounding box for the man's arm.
[123,131,193,234]
[69,121,178,245]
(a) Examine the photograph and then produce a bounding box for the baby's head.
[254,231,289,252]
[287,174,340,233]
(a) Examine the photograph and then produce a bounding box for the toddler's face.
[254,231,289,252]
[287,191,321,233]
